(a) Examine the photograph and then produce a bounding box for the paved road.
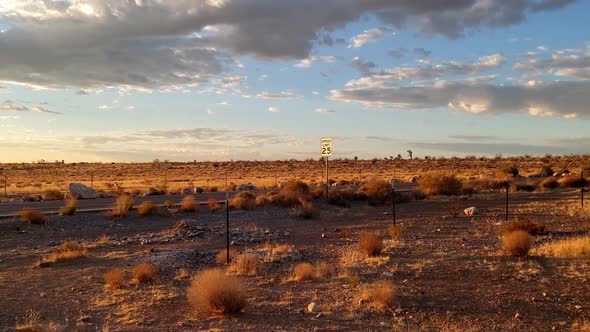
[0,191,236,217]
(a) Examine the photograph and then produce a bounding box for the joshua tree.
[396,154,402,160]
[407,149,413,160]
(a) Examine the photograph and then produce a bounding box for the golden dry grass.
[59,197,77,216]
[360,279,395,310]
[207,198,220,212]
[104,269,126,288]
[535,236,590,258]
[187,269,246,315]
[40,241,88,266]
[216,248,237,265]
[229,192,257,210]
[175,268,191,280]
[293,263,314,281]
[179,195,198,212]
[419,172,462,196]
[500,218,546,236]
[131,263,156,283]
[18,209,46,225]
[137,201,156,216]
[501,230,531,257]
[113,194,133,217]
[359,179,390,205]
[387,224,403,241]
[230,254,260,275]
[358,231,383,257]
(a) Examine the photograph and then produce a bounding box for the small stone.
[382,272,394,277]
[77,315,91,323]
[514,312,521,319]
[321,234,327,238]
[307,302,319,313]
[464,207,479,216]
[542,292,548,297]
[315,313,323,319]
[358,298,365,305]
[39,292,47,298]
[383,212,389,215]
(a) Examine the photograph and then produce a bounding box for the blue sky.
[0,0,589,162]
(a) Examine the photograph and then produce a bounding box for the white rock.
[307,302,319,313]
[68,183,98,199]
[464,207,479,216]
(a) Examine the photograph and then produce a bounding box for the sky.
[0,0,589,162]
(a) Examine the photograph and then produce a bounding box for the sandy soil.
[1,190,589,331]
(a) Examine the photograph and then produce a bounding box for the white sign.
[320,137,332,157]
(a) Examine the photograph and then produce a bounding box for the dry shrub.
[230,254,260,275]
[361,280,395,310]
[19,209,46,225]
[230,192,257,210]
[187,269,246,315]
[560,175,588,188]
[208,186,219,192]
[540,177,559,190]
[358,231,383,257]
[137,201,156,216]
[359,179,390,205]
[175,268,191,280]
[216,248,237,265]
[289,200,315,219]
[44,241,88,264]
[180,195,198,212]
[164,200,176,209]
[500,218,546,236]
[327,189,352,207]
[131,263,156,283]
[502,230,531,257]
[313,262,332,279]
[255,195,267,207]
[293,263,314,281]
[103,269,126,288]
[113,194,133,217]
[280,180,311,202]
[419,173,462,196]
[42,189,64,200]
[387,225,403,241]
[152,206,173,217]
[59,197,77,216]
[208,198,220,212]
[535,236,590,258]
[226,182,237,191]
[311,187,324,199]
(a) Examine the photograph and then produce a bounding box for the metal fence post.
[582,170,585,208]
[3,173,6,199]
[226,194,230,265]
[505,179,509,222]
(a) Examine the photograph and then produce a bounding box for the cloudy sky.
[1,0,589,162]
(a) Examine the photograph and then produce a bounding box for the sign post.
[391,178,396,226]
[226,190,230,265]
[582,169,585,208]
[320,137,333,201]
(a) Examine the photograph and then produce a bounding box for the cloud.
[207,109,216,116]
[314,108,336,113]
[351,57,376,74]
[513,47,590,79]
[256,91,302,100]
[1,100,61,114]
[345,54,506,86]
[349,28,390,48]
[330,80,590,118]
[388,48,408,59]
[294,55,337,68]
[449,135,503,141]
[0,1,574,90]
[267,106,281,113]
[408,141,568,156]
[414,48,432,57]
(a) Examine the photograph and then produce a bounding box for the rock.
[315,313,323,319]
[307,302,319,313]
[77,315,91,323]
[321,233,327,238]
[464,207,479,216]
[358,298,365,305]
[407,176,419,183]
[382,272,394,277]
[69,183,99,199]
[514,312,521,319]
[182,188,194,194]
[195,187,204,194]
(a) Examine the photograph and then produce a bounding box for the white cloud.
[294,55,337,68]
[349,28,389,48]
[314,108,336,113]
[268,106,281,113]
[207,109,216,116]
[1,100,61,114]
[256,91,302,99]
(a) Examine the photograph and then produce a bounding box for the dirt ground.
[1,190,589,331]
[1,155,588,195]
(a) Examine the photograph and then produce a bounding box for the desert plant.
[540,164,555,176]
[187,269,246,315]
[313,262,332,279]
[113,194,133,217]
[216,248,237,265]
[419,173,462,196]
[280,180,311,203]
[59,197,78,216]
[42,241,88,265]
[360,280,395,309]
[502,165,519,177]
[131,263,156,283]
[179,195,198,212]
[359,179,390,205]
[535,236,590,258]
[358,231,383,257]
[42,189,64,200]
[540,177,559,190]
[208,198,220,212]
[229,192,257,210]
[104,269,126,288]
[560,175,588,188]
[502,230,531,257]
[19,209,46,225]
[164,200,175,209]
[137,201,156,216]
[293,263,314,281]
[387,225,403,241]
[500,218,546,236]
[289,200,315,219]
[230,254,260,275]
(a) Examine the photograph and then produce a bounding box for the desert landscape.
[1,157,590,331]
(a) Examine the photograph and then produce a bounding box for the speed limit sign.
[321,137,332,157]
